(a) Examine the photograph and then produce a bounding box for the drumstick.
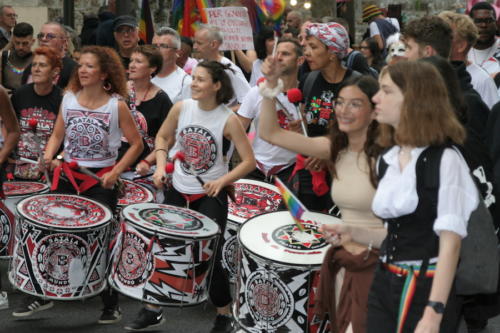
[17,157,38,164]
[28,118,52,186]
[174,151,225,206]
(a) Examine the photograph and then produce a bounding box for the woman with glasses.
[359,37,385,73]
[259,52,384,332]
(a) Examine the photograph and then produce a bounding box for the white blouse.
[372,146,479,239]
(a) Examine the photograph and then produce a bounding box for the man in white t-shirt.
[439,11,499,109]
[193,24,250,110]
[238,38,304,182]
[151,27,191,104]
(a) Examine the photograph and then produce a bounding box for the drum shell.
[9,194,111,300]
[109,219,218,306]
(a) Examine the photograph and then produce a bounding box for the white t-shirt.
[467,38,500,76]
[369,18,400,37]
[467,62,499,109]
[238,86,300,172]
[194,56,250,106]
[249,59,264,87]
[152,66,192,104]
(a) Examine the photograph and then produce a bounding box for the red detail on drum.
[150,257,207,293]
[261,233,270,243]
[27,236,36,255]
[117,180,153,206]
[3,182,48,196]
[229,183,282,220]
[127,212,141,222]
[271,245,279,249]
[284,249,322,255]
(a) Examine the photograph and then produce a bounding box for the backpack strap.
[346,50,362,69]
[302,70,320,104]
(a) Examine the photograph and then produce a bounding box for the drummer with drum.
[121,60,255,332]
[11,45,142,323]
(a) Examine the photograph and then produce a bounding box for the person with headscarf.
[293,22,361,212]
[362,4,400,56]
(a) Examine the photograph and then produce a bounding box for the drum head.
[117,179,154,206]
[122,203,220,239]
[238,211,342,266]
[228,179,282,224]
[3,181,49,197]
[17,194,112,230]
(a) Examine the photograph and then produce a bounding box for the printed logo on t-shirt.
[178,125,217,175]
[277,109,291,130]
[66,109,112,161]
[304,90,334,128]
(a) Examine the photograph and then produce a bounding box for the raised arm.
[258,56,330,160]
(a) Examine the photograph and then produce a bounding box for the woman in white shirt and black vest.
[322,60,479,333]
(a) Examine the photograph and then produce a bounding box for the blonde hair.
[438,11,478,47]
[377,61,465,147]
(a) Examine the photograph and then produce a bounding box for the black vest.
[377,146,444,262]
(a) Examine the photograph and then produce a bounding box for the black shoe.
[98,306,122,324]
[12,297,54,317]
[124,308,165,331]
[210,314,234,333]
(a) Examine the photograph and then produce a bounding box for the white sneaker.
[0,291,9,310]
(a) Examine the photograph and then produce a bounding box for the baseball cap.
[113,15,138,31]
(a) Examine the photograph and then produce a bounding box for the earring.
[103,80,112,91]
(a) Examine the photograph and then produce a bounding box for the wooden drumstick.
[69,161,124,192]
[174,151,225,206]
[28,118,52,187]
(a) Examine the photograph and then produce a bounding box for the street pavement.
[0,260,499,333]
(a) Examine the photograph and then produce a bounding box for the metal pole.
[63,0,74,28]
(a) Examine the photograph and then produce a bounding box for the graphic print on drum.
[9,194,111,300]
[0,203,14,258]
[110,204,220,306]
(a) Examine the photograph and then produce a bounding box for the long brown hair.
[67,46,127,98]
[377,61,465,147]
[329,75,382,187]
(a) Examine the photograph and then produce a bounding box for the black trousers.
[163,186,232,308]
[245,163,295,184]
[366,263,461,333]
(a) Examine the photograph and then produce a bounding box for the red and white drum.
[9,194,112,300]
[120,171,162,203]
[117,179,154,209]
[234,211,341,333]
[109,203,220,306]
[222,179,282,281]
[0,181,49,259]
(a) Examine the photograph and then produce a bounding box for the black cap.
[113,15,138,31]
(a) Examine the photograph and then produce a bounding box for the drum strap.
[51,163,114,193]
[181,193,206,206]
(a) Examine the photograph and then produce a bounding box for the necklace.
[140,83,152,102]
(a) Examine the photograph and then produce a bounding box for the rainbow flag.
[274,176,307,231]
[256,0,286,32]
[139,0,154,44]
[172,0,214,37]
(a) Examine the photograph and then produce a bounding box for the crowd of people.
[0,2,499,333]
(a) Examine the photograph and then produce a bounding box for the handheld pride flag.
[274,176,307,231]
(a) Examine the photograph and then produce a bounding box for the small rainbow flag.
[274,176,307,231]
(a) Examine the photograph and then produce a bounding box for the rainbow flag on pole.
[139,0,154,44]
[274,176,307,231]
[172,0,214,37]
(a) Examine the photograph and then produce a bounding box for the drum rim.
[122,203,221,238]
[3,181,50,198]
[16,193,112,230]
[117,179,155,206]
[237,210,339,267]
[227,178,282,224]
[119,219,220,241]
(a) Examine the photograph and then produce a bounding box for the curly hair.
[67,45,127,98]
[195,61,234,105]
[33,46,62,70]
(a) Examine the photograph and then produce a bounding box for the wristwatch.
[56,154,63,161]
[427,301,445,314]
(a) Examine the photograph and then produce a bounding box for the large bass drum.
[235,211,341,333]
[9,194,112,300]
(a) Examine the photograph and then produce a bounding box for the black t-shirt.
[137,89,172,139]
[11,83,62,179]
[299,69,357,137]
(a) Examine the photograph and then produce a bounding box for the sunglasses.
[115,26,136,34]
[473,17,495,24]
[37,33,61,40]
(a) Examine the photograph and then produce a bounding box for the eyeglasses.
[115,26,136,34]
[37,33,61,40]
[5,14,17,18]
[334,99,365,111]
[152,43,177,50]
[473,17,495,24]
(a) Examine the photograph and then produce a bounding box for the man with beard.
[0,23,34,94]
[467,2,500,78]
